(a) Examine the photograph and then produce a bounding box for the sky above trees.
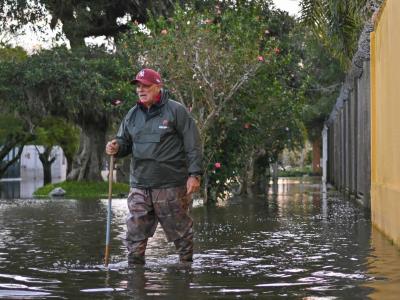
[8,0,301,52]
[274,0,301,16]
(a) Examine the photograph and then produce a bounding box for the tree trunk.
[0,144,24,179]
[312,137,322,175]
[65,153,74,176]
[238,174,248,196]
[271,162,279,183]
[235,150,256,196]
[43,161,52,185]
[0,133,32,178]
[253,153,269,195]
[246,152,255,197]
[37,147,56,185]
[67,120,106,181]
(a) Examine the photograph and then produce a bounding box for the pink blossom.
[214,162,221,169]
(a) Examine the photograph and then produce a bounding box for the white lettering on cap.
[138,70,145,77]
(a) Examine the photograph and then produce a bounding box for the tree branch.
[224,63,261,104]
[0,145,24,177]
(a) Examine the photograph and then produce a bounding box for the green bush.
[34,181,130,199]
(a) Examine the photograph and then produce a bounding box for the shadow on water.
[0,177,400,299]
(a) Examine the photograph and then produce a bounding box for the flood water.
[1,177,400,299]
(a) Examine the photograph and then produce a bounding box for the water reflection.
[363,227,400,300]
[0,178,399,299]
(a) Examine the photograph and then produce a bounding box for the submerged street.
[0,177,399,299]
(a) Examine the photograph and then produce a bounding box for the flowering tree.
[119,3,291,200]
[120,6,271,139]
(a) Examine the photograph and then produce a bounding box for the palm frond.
[300,0,323,26]
[300,0,369,68]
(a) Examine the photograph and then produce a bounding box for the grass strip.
[34,181,130,199]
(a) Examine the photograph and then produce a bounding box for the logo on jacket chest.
[158,119,170,129]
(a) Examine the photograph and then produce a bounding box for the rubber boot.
[174,229,194,263]
[127,239,147,266]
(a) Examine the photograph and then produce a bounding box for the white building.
[0,145,67,198]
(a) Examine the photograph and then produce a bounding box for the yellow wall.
[371,0,400,247]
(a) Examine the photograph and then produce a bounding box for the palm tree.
[300,0,381,68]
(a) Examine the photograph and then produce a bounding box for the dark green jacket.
[115,89,203,188]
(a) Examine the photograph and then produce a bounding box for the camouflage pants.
[124,186,193,264]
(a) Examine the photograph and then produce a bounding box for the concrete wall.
[324,30,372,207]
[370,0,400,247]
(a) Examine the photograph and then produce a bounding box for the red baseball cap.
[132,68,163,86]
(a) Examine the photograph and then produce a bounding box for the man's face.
[136,83,160,107]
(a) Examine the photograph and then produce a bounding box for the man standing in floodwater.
[105,68,203,265]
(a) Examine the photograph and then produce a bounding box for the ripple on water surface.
[0,179,400,299]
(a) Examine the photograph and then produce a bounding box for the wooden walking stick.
[104,155,114,268]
